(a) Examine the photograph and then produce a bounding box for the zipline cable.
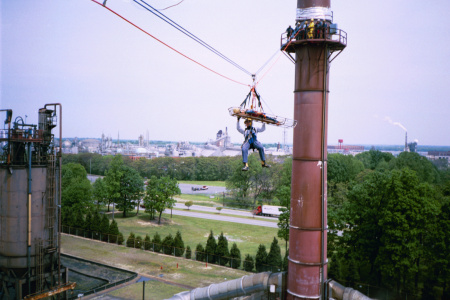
[158,0,185,11]
[134,0,253,76]
[90,0,250,87]
[254,49,280,76]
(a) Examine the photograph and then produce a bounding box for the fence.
[61,225,285,273]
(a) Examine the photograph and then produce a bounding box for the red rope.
[90,0,250,87]
[255,27,303,87]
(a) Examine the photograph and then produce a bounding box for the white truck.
[253,205,283,217]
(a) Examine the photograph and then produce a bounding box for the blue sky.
[1,0,449,146]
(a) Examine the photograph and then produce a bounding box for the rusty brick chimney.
[283,1,347,299]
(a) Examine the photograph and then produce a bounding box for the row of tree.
[62,153,237,181]
[125,231,188,257]
[61,209,124,244]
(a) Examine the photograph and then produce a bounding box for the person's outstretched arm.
[236,118,244,134]
[256,123,266,133]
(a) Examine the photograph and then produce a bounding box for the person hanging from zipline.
[237,117,271,171]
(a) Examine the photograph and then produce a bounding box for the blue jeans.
[242,140,265,163]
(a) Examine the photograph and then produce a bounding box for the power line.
[134,0,253,76]
[90,0,250,87]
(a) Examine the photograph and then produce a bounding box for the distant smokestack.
[405,132,409,152]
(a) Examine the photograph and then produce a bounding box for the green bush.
[162,234,174,255]
[153,232,162,253]
[118,232,124,245]
[195,243,205,262]
[229,243,241,269]
[216,232,229,266]
[243,254,254,272]
[144,234,151,250]
[109,220,119,243]
[126,232,136,248]
[135,235,143,249]
[255,244,268,272]
[205,230,217,263]
[173,231,185,257]
[185,245,192,259]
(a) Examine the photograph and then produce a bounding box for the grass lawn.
[176,194,223,206]
[62,235,250,288]
[178,181,226,187]
[171,207,279,223]
[107,280,188,300]
[109,211,286,258]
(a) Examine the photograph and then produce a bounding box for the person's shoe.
[242,165,249,171]
[262,162,271,168]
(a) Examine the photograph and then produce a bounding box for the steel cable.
[134,0,253,76]
[90,0,250,86]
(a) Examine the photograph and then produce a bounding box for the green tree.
[216,207,222,214]
[328,153,364,184]
[135,235,143,249]
[205,230,217,263]
[118,232,124,245]
[195,243,205,262]
[84,211,92,237]
[92,177,108,211]
[243,254,254,272]
[340,168,439,292]
[267,237,282,272]
[173,231,185,257]
[185,200,193,210]
[185,245,192,259]
[282,252,288,272]
[144,234,151,250]
[144,176,180,224]
[152,232,162,253]
[91,211,101,240]
[162,234,174,255]
[216,232,229,266]
[108,219,119,243]
[74,209,85,237]
[143,176,159,220]
[105,155,124,212]
[276,186,291,253]
[62,163,93,211]
[389,151,440,184]
[229,243,241,269]
[99,213,110,241]
[116,166,144,218]
[255,244,268,272]
[355,149,394,170]
[127,232,136,248]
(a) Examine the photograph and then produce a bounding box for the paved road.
[164,207,278,228]
[172,203,277,221]
[178,183,226,195]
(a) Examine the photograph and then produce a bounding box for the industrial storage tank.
[0,167,51,272]
[0,105,74,300]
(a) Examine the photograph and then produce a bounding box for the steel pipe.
[168,272,284,300]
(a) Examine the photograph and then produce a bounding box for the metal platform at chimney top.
[280,28,347,53]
